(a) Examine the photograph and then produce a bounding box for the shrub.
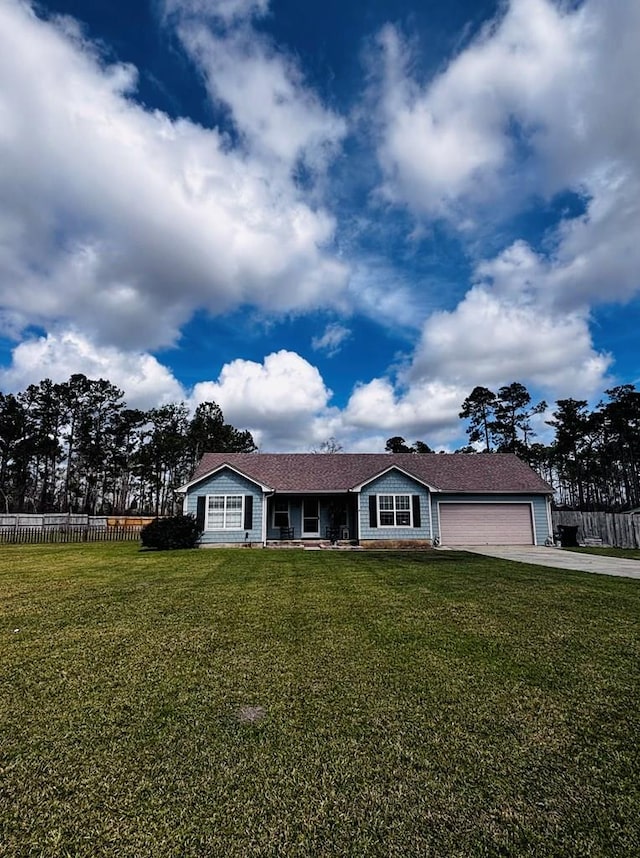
[140,515,202,550]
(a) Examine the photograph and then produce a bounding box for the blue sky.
[0,0,638,450]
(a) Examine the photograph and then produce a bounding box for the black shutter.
[196,496,206,531]
[369,495,377,528]
[412,495,421,528]
[244,495,253,530]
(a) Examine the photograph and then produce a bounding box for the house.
[178,452,554,548]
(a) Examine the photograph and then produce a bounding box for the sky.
[0,0,638,451]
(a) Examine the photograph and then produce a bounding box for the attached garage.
[439,502,534,546]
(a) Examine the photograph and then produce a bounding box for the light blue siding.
[359,470,431,541]
[266,498,302,540]
[185,468,263,544]
[430,494,551,545]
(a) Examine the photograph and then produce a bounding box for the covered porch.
[265,493,358,543]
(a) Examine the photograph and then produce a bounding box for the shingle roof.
[186,452,552,494]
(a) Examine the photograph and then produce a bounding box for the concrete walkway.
[454,545,640,580]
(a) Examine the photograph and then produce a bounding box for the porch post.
[262,492,268,546]
[353,491,360,542]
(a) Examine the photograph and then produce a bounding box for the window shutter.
[412,495,421,528]
[244,495,253,530]
[196,496,206,531]
[369,495,377,528]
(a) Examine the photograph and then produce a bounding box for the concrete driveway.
[454,545,640,580]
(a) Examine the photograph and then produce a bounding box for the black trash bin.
[557,525,579,547]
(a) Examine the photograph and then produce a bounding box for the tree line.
[0,374,256,516]
[456,381,640,511]
[1,374,639,514]
[385,381,640,512]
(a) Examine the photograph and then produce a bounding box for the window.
[378,494,411,527]
[207,495,244,530]
[273,499,289,528]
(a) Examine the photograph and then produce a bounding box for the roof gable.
[350,464,437,492]
[177,462,273,493]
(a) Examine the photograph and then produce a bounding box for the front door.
[302,498,320,536]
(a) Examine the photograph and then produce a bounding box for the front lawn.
[1,544,639,857]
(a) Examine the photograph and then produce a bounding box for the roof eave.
[272,489,352,494]
[431,488,553,495]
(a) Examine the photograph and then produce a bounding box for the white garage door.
[439,503,534,545]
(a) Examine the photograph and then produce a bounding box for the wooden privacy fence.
[0,525,143,545]
[552,511,640,548]
[0,514,158,546]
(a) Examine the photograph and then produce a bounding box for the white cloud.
[545,168,640,309]
[1,323,603,451]
[374,0,585,217]
[344,259,430,331]
[0,334,349,450]
[334,282,611,444]
[191,350,334,449]
[163,0,269,26]
[409,286,612,399]
[0,0,348,351]
[345,377,466,435]
[1,0,635,456]
[176,23,347,174]
[0,330,185,410]
[361,0,634,427]
[164,0,346,177]
[190,349,467,451]
[311,322,351,357]
[373,0,640,310]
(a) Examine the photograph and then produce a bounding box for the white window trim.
[272,499,290,529]
[377,494,413,528]
[206,494,245,531]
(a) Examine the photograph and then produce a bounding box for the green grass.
[1,544,639,857]
[568,546,640,561]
